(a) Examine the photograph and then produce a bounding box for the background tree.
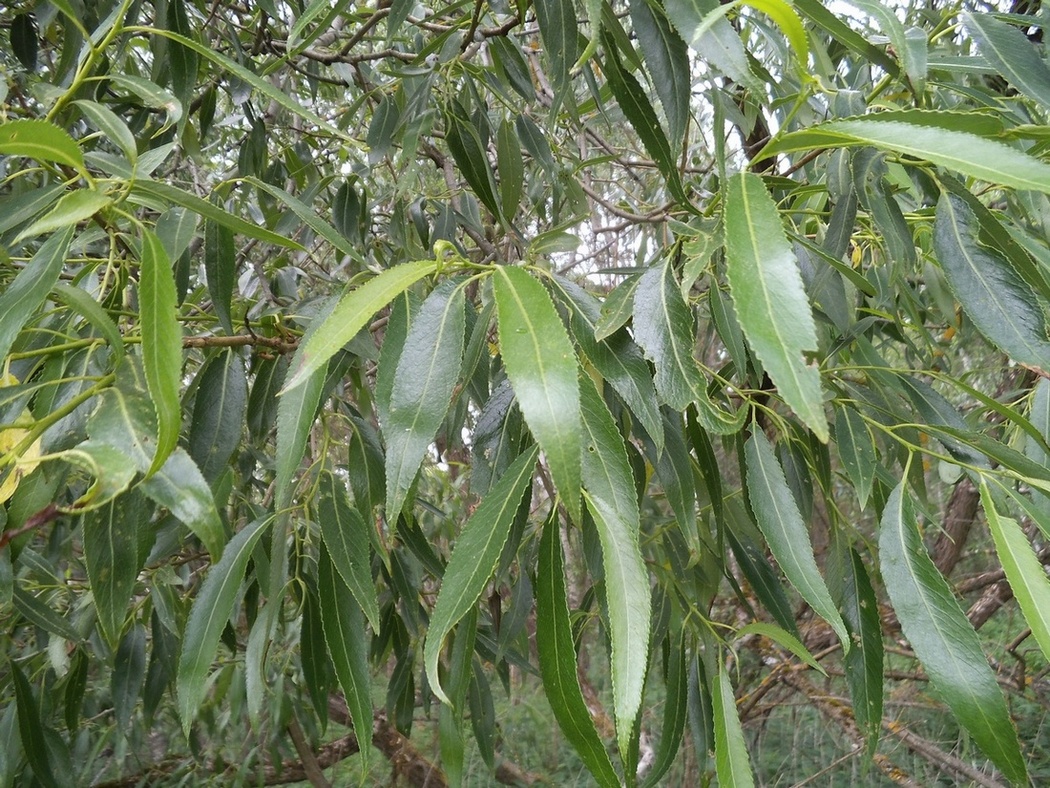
[3,0,1050,785]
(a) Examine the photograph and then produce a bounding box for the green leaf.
[630,0,690,148]
[758,119,1050,195]
[744,0,809,73]
[734,622,826,675]
[11,660,65,788]
[13,587,81,643]
[57,440,137,511]
[139,230,182,477]
[962,12,1050,110]
[317,545,373,771]
[11,14,37,71]
[83,491,148,647]
[73,100,137,163]
[424,445,537,705]
[880,481,1027,784]
[725,172,827,441]
[0,225,74,363]
[177,516,270,733]
[745,431,849,650]
[834,405,876,509]
[385,279,465,518]
[188,350,247,484]
[51,283,124,356]
[444,103,501,221]
[112,623,147,732]
[318,471,380,633]
[550,276,664,452]
[130,180,303,249]
[792,0,897,74]
[595,273,640,342]
[601,29,689,207]
[665,0,760,93]
[536,517,621,788]
[494,266,581,522]
[285,260,437,391]
[496,119,524,222]
[533,0,577,112]
[934,193,1050,370]
[639,630,687,788]
[712,662,755,788]
[826,535,883,753]
[15,189,110,243]
[981,482,1050,667]
[580,375,652,762]
[203,218,235,335]
[0,119,85,174]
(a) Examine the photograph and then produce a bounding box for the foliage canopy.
[3,0,1050,785]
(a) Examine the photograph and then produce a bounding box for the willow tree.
[3,0,1050,784]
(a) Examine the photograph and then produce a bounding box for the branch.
[0,504,60,550]
[182,333,298,355]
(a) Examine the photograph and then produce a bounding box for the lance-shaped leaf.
[712,662,755,788]
[634,257,743,435]
[745,431,848,649]
[444,103,501,221]
[11,660,66,788]
[757,119,1050,195]
[665,0,763,93]
[494,266,581,522]
[177,516,271,733]
[284,260,436,391]
[827,534,883,753]
[550,276,664,452]
[0,225,73,363]
[630,0,689,149]
[317,545,373,771]
[533,0,577,112]
[15,189,111,242]
[834,405,876,510]
[84,490,149,647]
[536,517,621,788]
[580,375,651,761]
[385,279,465,518]
[188,350,247,484]
[139,230,182,476]
[934,193,1050,370]
[318,471,380,633]
[725,173,827,441]
[0,118,85,173]
[424,446,538,705]
[963,12,1050,111]
[880,481,1027,784]
[140,448,225,560]
[981,482,1050,667]
[640,630,687,788]
[204,218,235,335]
[601,29,689,206]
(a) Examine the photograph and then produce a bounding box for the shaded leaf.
[84,491,148,647]
[318,471,380,633]
[963,12,1050,110]
[424,446,537,705]
[188,350,247,484]
[630,0,690,148]
[745,431,848,649]
[712,662,754,788]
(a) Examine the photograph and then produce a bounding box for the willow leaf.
[318,471,380,633]
[424,446,537,706]
[494,266,581,522]
[745,431,848,649]
[385,279,465,518]
[725,172,827,441]
[712,663,755,788]
[880,482,1027,784]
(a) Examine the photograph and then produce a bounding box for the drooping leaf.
[203,218,235,335]
[712,661,755,788]
[84,491,149,647]
[139,230,182,477]
[934,192,1050,370]
[981,482,1050,667]
[317,544,373,771]
[11,660,66,788]
[880,481,1027,784]
[188,350,247,484]
[0,225,74,364]
[745,431,848,649]
[177,516,271,733]
[318,471,380,633]
[725,172,827,441]
[444,102,501,221]
[834,404,876,509]
[758,119,1050,195]
[629,0,690,149]
[579,375,651,761]
[424,446,537,705]
[285,260,437,391]
[73,99,137,164]
[639,630,687,788]
[533,0,577,112]
[665,0,762,93]
[112,623,147,731]
[385,279,465,518]
[536,517,621,788]
[494,266,581,522]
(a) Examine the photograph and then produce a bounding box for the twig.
[0,503,60,550]
[286,717,332,788]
